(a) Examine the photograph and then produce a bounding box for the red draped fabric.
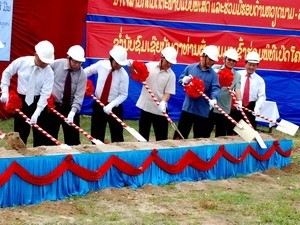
[0,141,291,186]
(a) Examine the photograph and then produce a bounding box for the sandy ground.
[0,133,276,157]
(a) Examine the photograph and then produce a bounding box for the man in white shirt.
[231,51,266,130]
[136,47,177,141]
[84,45,129,143]
[0,40,55,146]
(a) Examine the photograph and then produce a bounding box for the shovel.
[91,95,147,142]
[199,92,267,148]
[226,89,267,148]
[276,119,299,136]
[233,119,257,142]
[142,81,185,139]
[233,120,267,149]
[49,108,105,145]
[242,107,299,136]
[15,109,71,149]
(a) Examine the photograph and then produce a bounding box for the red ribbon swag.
[0,141,291,186]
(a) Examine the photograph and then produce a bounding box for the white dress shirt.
[1,56,54,109]
[238,69,266,109]
[84,59,129,107]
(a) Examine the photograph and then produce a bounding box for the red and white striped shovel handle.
[91,95,147,142]
[227,87,253,127]
[15,108,62,146]
[142,82,185,139]
[50,108,104,145]
[91,95,127,128]
[199,92,240,127]
[242,106,278,125]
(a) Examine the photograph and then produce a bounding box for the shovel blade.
[91,139,105,145]
[233,119,257,143]
[255,132,267,149]
[125,126,147,142]
[276,119,299,136]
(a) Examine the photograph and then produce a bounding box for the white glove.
[253,106,260,115]
[158,101,167,112]
[182,75,193,85]
[127,59,133,67]
[0,92,8,103]
[67,111,76,123]
[30,107,42,124]
[103,103,114,115]
[209,99,217,110]
[235,100,242,110]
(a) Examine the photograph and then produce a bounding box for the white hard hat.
[202,45,219,62]
[67,45,86,62]
[224,48,239,61]
[245,51,260,63]
[35,40,55,64]
[161,46,177,64]
[109,45,128,66]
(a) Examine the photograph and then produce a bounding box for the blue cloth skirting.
[0,139,293,207]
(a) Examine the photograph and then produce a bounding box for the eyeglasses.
[227,58,237,63]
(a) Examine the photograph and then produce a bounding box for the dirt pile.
[0,133,278,158]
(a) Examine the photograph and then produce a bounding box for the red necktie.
[62,70,72,106]
[100,71,112,104]
[242,74,250,107]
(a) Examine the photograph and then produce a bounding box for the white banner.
[0,0,13,61]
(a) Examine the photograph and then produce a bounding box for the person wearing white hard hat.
[36,45,87,146]
[174,45,220,139]
[84,45,129,143]
[135,46,177,141]
[0,40,55,146]
[208,48,242,137]
[229,51,266,130]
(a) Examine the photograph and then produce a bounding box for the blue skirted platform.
[0,139,293,207]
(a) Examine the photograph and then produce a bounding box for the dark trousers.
[36,103,81,146]
[227,101,257,135]
[139,110,168,141]
[208,110,231,137]
[91,101,124,143]
[14,95,41,145]
[173,111,210,139]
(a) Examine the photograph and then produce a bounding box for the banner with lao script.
[84,0,300,125]
[89,0,300,30]
[0,0,13,61]
[86,22,300,72]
